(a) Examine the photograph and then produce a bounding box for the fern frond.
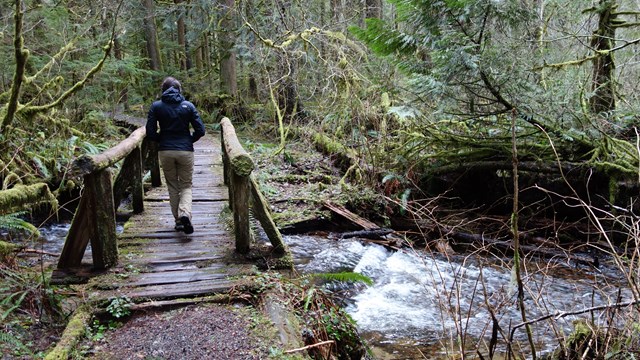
[1,291,29,320]
[0,212,39,236]
[0,331,32,357]
[80,141,99,155]
[32,156,51,179]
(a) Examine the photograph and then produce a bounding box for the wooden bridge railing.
[220,117,288,255]
[57,126,161,270]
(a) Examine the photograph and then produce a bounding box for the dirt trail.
[83,303,276,359]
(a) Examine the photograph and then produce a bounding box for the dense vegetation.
[1,0,640,358]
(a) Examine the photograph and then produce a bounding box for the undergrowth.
[0,261,65,358]
[254,272,369,360]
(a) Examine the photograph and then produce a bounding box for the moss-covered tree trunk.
[590,0,617,114]
[0,183,56,216]
[1,0,28,136]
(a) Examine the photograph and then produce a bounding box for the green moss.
[0,240,18,258]
[44,304,92,360]
[231,154,255,177]
[0,183,57,216]
[313,132,346,154]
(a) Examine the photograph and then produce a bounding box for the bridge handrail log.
[220,117,287,255]
[58,125,159,270]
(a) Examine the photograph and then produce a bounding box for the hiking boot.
[174,223,184,231]
[180,216,194,234]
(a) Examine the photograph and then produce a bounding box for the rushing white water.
[285,234,633,355]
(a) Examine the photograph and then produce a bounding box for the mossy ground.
[245,130,383,231]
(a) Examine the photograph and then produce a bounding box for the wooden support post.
[231,171,251,254]
[112,146,143,213]
[87,169,118,269]
[221,131,229,186]
[221,132,233,210]
[57,190,92,268]
[149,142,161,187]
[58,126,147,271]
[249,176,287,254]
[131,146,144,213]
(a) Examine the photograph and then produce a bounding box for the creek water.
[29,225,632,359]
[33,223,123,254]
[285,234,633,359]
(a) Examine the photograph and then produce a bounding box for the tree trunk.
[534,0,547,89]
[331,0,345,29]
[364,0,382,20]
[114,36,129,111]
[142,0,162,71]
[1,0,28,136]
[175,0,191,71]
[220,0,238,97]
[590,0,617,114]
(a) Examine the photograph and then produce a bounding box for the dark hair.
[161,77,181,92]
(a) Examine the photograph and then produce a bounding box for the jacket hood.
[161,87,185,104]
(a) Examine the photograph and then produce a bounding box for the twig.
[512,299,640,332]
[20,248,60,257]
[284,340,335,354]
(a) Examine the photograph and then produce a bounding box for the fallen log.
[323,201,378,230]
[44,304,92,360]
[339,228,394,239]
[0,183,57,215]
[323,201,410,249]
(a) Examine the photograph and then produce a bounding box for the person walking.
[146,77,205,234]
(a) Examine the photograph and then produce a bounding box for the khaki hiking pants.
[158,150,194,224]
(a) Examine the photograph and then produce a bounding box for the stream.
[27,225,633,359]
[285,234,633,359]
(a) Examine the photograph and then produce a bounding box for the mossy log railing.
[57,126,161,270]
[220,117,287,255]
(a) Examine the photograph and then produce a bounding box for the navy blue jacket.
[146,87,206,151]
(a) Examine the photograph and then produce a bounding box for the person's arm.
[145,104,160,142]
[189,103,206,143]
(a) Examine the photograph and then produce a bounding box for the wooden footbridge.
[52,117,289,301]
